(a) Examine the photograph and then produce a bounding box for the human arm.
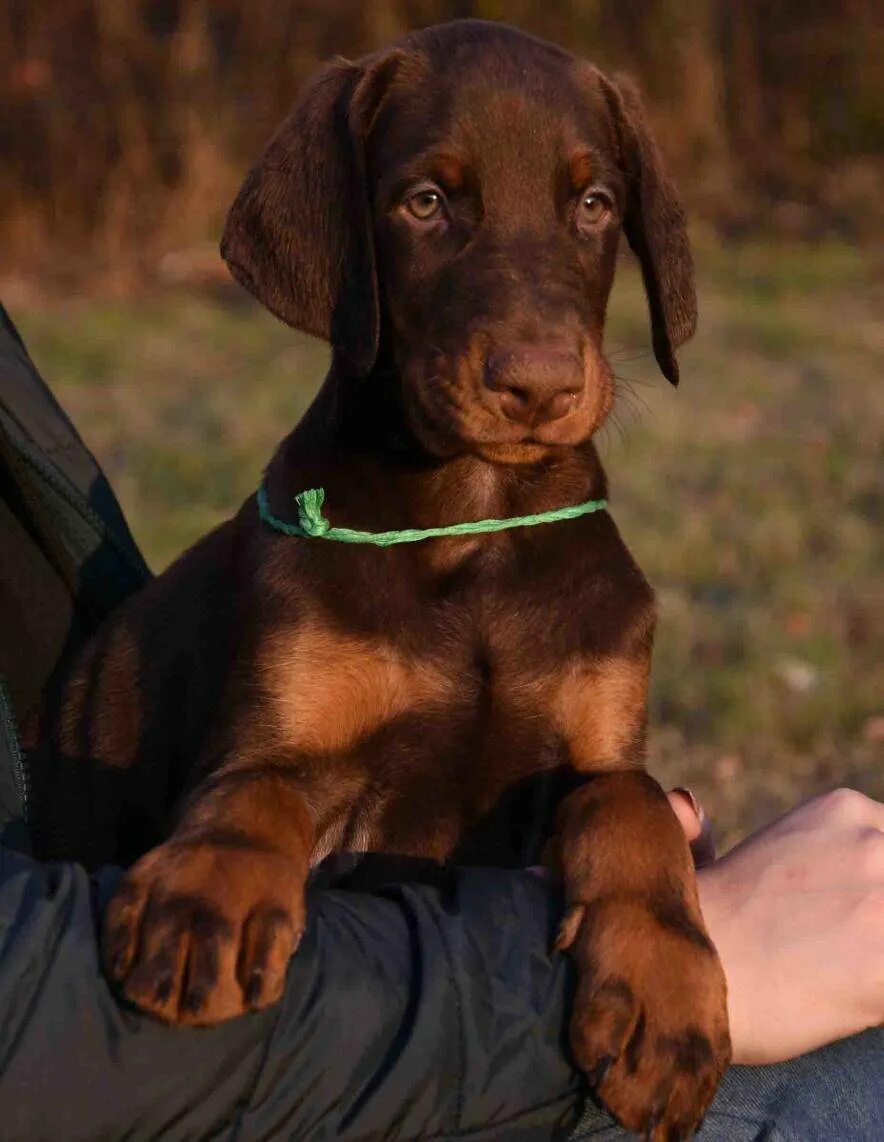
[539,783,881,1075]
[2,789,882,1142]
[0,846,582,1142]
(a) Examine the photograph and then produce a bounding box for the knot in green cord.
[294,488,331,537]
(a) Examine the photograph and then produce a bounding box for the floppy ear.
[598,73,696,385]
[220,53,401,375]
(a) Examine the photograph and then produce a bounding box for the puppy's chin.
[404,406,599,465]
[473,441,553,465]
[408,424,584,467]
[465,409,609,463]
[404,405,555,464]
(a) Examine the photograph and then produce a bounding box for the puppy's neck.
[270,363,608,531]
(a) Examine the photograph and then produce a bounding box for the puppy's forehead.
[370,48,616,200]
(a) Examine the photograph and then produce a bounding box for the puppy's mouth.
[399,352,614,461]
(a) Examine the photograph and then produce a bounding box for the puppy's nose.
[485,348,582,427]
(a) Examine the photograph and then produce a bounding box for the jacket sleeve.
[0,847,584,1142]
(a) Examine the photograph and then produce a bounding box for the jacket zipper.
[0,680,29,825]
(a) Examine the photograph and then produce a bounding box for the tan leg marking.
[551,653,650,769]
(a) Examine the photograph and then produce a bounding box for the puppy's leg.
[553,771,730,1140]
[103,760,315,1025]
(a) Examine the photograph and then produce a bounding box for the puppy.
[31,21,729,1139]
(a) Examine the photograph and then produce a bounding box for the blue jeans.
[573,1027,883,1140]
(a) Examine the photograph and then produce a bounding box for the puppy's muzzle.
[484,346,583,428]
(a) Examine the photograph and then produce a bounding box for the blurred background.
[1,1,882,843]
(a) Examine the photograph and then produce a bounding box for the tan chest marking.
[551,654,650,769]
[263,618,457,754]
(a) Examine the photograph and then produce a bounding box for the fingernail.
[672,787,716,866]
[672,786,705,823]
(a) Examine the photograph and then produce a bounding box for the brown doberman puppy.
[29,21,729,1139]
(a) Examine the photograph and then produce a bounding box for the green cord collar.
[257,481,607,547]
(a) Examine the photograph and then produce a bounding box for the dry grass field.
[10,234,883,847]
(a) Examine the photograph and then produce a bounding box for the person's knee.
[572,1029,884,1140]
[702,1028,884,1141]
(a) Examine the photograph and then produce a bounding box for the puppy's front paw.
[103,841,306,1024]
[557,895,730,1140]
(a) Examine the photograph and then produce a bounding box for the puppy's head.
[222,21,695,463]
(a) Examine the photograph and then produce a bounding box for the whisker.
[615,398,643,431]
[614,389,651,425]
[607,346,651,365]
[614,373,652,416]
[606,407,629,448]
[595,419,614,459]
[612,368,655,389]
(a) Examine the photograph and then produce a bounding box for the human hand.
[687,788,884,1064]
[537,785,882,1065]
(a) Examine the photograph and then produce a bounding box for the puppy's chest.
[262,548,651,856]
[264,592,561,765]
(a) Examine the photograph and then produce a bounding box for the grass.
[11,234,883,846]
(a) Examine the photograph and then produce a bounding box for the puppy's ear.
[221,52,402,375]
[598,72,696,385]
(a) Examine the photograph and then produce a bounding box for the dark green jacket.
[0,302,149,848]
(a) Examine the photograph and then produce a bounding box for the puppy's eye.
[405,188,444,221]
[578,189,613,229]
